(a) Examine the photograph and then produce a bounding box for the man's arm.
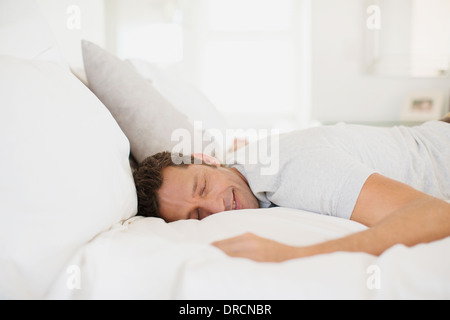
[212,174,450,262]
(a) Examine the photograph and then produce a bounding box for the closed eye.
[201,180,207,197]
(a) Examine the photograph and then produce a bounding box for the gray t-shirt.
[231,121,450,220]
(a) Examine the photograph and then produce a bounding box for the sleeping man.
[133,116,450,262]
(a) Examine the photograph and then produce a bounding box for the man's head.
[133,152,259,222]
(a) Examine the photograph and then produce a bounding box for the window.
[108,0,311,131]
[194,0,309,131]
[202,40,295,115]
[117,23,183,63]
[208,0,292,31]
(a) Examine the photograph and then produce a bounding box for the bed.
[49,208,450,300]
[1,0,449,300]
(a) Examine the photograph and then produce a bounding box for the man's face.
[157,164,259,222]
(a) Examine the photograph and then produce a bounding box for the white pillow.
[129,59,228,132]
[82,40,197,163]
[129,59,232,160]
[0,0,66,66]
[0,55,137,299]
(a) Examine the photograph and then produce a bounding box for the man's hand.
[212,233,307,262]
[212,174,450,262]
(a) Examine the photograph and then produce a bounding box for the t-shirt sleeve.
[238,146,376,220]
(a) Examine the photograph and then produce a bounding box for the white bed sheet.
[47,207,450,300]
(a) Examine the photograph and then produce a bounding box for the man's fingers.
[212,233,258,257]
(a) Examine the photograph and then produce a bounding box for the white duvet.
[48,207,450,300]
[2,0,449,301]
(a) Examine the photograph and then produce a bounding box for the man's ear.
[192,153,221,166]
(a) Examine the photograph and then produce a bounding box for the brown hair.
[133,152,214,218]
[133,152,184,218]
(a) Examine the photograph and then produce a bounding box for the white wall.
[106,0,311,131]
[36,0,106,70]
[311,0,450,123]
[35,0,449,124]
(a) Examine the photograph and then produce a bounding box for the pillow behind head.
[129,58,228,133]
[82,40,196,163]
